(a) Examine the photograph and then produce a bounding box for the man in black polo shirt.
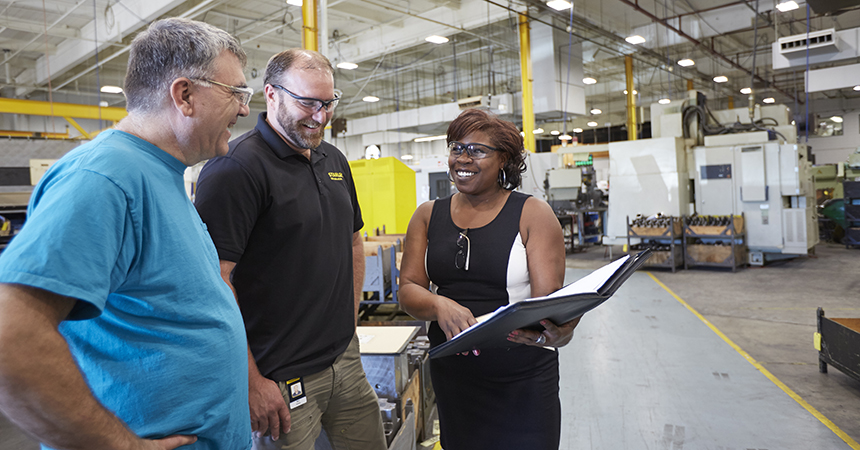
[195,49,386,450]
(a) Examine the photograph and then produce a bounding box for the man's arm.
[0,283,196,450]
[352,231,365,324]
[219,261,290,440]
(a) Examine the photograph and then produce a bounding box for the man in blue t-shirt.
[0,18,253,450]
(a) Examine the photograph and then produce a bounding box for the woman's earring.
[498,169,507,188]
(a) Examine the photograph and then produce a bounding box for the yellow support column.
[302,0,319,51]
[625,56,637,141]
[728,96,734,109]
[518,13,535,152]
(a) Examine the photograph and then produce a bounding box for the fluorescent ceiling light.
[401,154,414,160]
[572,128,583,133]
[550,130,560,135]
[413,134,447,142]
[854,85,860,91]
[520,131,525,137]
[583,77,597,85]
[363,95,380,102]
[763,97,775,103]
[336,62,358,70]
[100,85,123,94]
[425,35,449,44]
[677,58,695,67]
[533,128,544,134]
[286,0,302,6]
[625,35,646,45]
[559,134,573,140]
[623,89,638,95]
[713,76,728,83]
[776,1,799,12]
[99,101,109,107]
[740,87,752,94]
[547,0,573,10]
[590,108,602,115]
[831,116,843,123]
[587,121,598,127]
[658,98,671,104]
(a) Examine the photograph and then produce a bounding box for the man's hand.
[146,435,198,449]
[248,374,291,440]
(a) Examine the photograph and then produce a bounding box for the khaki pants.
[252,333,387,450]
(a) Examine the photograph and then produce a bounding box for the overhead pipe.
[618,0,800,104]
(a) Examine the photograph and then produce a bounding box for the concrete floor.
[2,243,859,449]
[560,242,860,449]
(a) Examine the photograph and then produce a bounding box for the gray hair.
[124,18,247,113]
[264,48,333,88]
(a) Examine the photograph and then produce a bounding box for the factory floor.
[2,243,859,449]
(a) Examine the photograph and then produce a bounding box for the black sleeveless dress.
[427,192,561,450]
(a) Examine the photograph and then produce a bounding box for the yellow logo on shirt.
[328,172,344,181]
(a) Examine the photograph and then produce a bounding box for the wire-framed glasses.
[190,78,253,106]
[447,141,499,160]
[271,84,340,112]
[455,230,470,271]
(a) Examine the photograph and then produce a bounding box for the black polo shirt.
[195,112,362,381]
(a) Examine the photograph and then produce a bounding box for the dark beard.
[278,107,324,149]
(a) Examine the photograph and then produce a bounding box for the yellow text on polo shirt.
[328,172,344,181]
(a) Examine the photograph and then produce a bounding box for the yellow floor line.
[647,271,860,450]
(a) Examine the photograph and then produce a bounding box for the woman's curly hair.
[446,109,527,190]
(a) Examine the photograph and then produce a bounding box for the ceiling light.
[625,35,646,45]
[99,101,109,107]
[677,58,695,67]
[363,95,380,102]
[401,154,414,160]
[658,98,671,104]
[587,121,598,127]
[100,85,123,94]
[776,1,799,12]
[336,62,358,70]
[590,108,602,115]
[763,97,775,103]
[831,116,844,123]
[413,134,447,142]
[547,0,573,10]
[286,0,302,5]
[425,35,449,44]
[740,87,752,94]
[559,134,573,140]
[713,76,728,83]
[572,128,583,133]
[854,85,860,91]
[550,130,560,135]
[623,89,638,95]
[520,131,525,137]
[533,128,544,134]
[583,77,597,85]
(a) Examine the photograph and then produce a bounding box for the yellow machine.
[350,157,417,235]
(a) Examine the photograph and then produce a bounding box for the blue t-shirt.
[0,129,251,450]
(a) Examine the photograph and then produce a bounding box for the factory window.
[814,115,843,137]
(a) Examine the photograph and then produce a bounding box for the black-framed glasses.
[271,84,340,112]
[455,230,470,271]
[448,141,499,160]
[190,78,253,106]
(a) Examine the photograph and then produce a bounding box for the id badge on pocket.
[285,377,307,409]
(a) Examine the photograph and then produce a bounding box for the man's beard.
[278,106,325,150]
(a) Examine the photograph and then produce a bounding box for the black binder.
[428,249,653,359]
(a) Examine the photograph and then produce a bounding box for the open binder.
[428,249,653,359]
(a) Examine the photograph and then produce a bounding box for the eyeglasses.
[455,230,470,271]
[447,141,499,160]
[190,78,253,106]
[271,84,340,113]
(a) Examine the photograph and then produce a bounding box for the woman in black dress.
[399,109,580,450]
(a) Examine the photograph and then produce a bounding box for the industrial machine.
[693,132,817,263]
